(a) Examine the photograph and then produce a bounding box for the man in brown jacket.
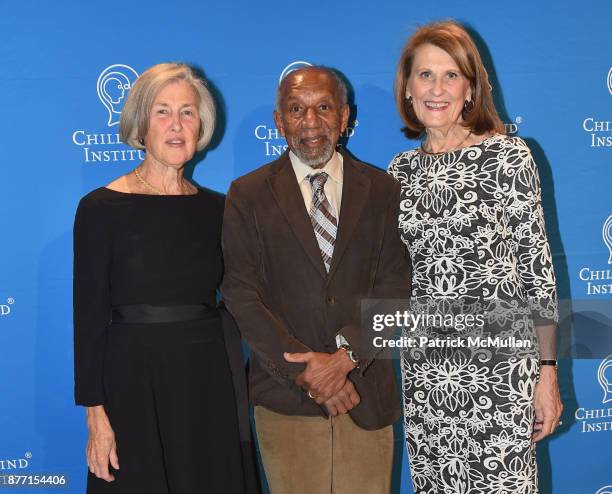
[222,66,411,493]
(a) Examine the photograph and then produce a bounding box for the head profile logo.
[96,64,139,127]
[595,486,612,494]
[603,215,612,264]
[279,61,312,85]
[607,67,612,95]
[597,355,612,404]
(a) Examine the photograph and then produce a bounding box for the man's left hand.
[284,350,355,401]
[322,380,361,415]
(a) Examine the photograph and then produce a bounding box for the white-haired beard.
[289,136,335,169]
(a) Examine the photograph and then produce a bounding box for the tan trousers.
[254,406,393,494]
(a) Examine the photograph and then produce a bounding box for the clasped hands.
[284,349,360,416]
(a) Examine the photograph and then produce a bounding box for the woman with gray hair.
[73,63,247,493]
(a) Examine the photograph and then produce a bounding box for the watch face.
[335,334,349,347]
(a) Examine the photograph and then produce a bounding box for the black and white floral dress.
[388,134,557,494]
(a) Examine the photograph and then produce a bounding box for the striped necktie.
[308,172,337,273]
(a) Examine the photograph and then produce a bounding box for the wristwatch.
[335,334,361,369]
[539,359,558,367]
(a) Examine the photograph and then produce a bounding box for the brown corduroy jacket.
[221,150,411,430]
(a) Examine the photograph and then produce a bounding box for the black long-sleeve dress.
[74,187,245,493]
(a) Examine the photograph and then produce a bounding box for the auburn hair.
[394,21,505,139]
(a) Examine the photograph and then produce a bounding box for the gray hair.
[275,65,348,111]
[120,63,216,152]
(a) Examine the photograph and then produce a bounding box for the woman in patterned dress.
[388,21,563,493]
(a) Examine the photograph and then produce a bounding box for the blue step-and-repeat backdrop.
[1,1,611,492]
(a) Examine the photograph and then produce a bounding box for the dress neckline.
[416,134,500,157]
[102,187,201,197]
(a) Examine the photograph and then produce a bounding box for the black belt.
[111,304,218,324]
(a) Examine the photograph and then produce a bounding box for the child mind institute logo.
[605,215,612,264]
[598,355,612,404]
[596,486,612,494]
[278,60,312,85]
[574,355,612,433]
[72,64,145,164]
[504,116,522,135]
[254,61,359,159]
[0,297,14,317]
[581,67,612,148]
[97,64,139,127]
[0,452,31,471]
[578,214,612,295]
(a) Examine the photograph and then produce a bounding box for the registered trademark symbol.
[25,452,32,459]
[515,116,523,124]
[7,298,14,305]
